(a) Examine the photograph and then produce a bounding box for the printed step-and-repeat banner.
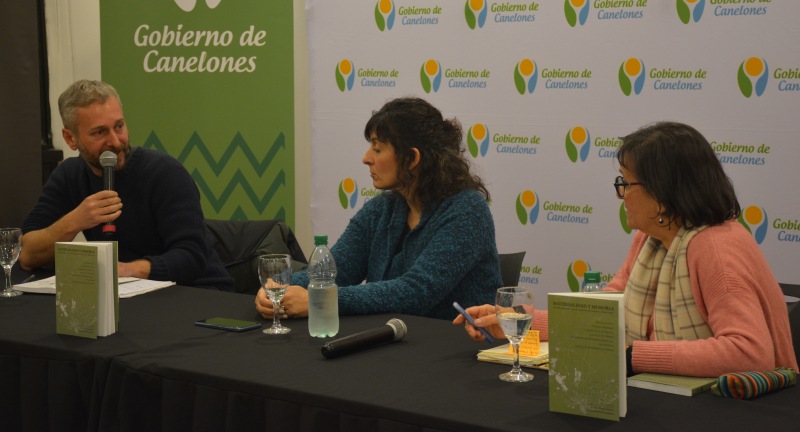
[101,0,295,224]
[308,0,799,307]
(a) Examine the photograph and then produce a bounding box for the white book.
[54,241,118,338]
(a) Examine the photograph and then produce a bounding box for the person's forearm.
[118,259,151,279]
[19,216,84,270]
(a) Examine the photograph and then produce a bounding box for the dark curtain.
[0,0,55,227]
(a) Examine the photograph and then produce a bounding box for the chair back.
[205,219,307,294]
[498,251,526,287]
[779,283,800,364]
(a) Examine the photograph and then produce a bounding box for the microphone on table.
[321,318,407,359]
[99,151,118,237]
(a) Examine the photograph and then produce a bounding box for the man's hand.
[72,190,123,230]
[19,191,123,270]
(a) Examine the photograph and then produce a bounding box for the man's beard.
[77,140,131,172]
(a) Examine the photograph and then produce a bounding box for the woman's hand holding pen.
[452,304,506,342]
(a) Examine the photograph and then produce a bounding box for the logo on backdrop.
[467,123,490,157]
[530,61,592,91]
[738,205,768,244]
[773,215,800,244]
[564,0,589,27]
[516,190,540,225]
[595,135,621,160]
[566,260,591,292]
[710,138,768,166]
[465,0,488,29]
[711,2,770,18]
[375,0,396,31]
[519,260,542,284]
[376,1,442,29]
[493,127,540,156]
[738,57,768,98]
[565,126,590,163]
[514,59,537,95]
[619,202,632,234]
[677,0,704,24]
[174,0,221,12]
[420,59,442,93]
[619,57,645,96]
[339,178,359,209]
[335,59,355,92]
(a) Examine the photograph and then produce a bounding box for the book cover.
[548,292,626,421]
[55,242,118,338]
[628,373,717,396]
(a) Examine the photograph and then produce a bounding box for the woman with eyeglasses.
[456,121,796,377]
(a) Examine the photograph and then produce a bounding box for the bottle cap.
[314,235,328,246]
[583,271,601,283]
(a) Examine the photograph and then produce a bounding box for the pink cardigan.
[534,221,797,377]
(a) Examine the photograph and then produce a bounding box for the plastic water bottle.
[307,235,339,337]
[581,271,602,293]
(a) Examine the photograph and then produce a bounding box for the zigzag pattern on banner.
[142,130,288,220]
[191,170,285,214]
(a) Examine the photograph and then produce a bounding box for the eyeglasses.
[613,175,642,198]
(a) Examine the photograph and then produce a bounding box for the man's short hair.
[58,80,122,133]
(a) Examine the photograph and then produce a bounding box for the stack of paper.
[16,275,174,298]
[477,342,549,370]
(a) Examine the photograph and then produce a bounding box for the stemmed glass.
[258,254,292,334]
[0,228,23,298]
[495,286,535,382]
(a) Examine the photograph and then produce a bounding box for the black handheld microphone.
[321,318,407,359]
[99,151,118,236]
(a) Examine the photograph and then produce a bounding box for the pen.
[19,275,35,284]
[453,302,496,344]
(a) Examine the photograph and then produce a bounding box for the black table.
[2,269,800,432]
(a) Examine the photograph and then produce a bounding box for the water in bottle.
[581,271,602,293]
[308,235,339,337]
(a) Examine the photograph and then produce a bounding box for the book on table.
[627,373,717,396]
[55,241,118,338]
[548,291,626,421]
[477,330,549,369]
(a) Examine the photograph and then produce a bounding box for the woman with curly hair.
[256,97,502,320]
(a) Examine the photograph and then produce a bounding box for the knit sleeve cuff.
[534,310,549,342]
[144,255,168,281]
[632,340,677,375]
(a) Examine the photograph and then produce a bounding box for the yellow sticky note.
[507,330,540,357]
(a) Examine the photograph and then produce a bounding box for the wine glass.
[0,228,23,298]
[495,286,535,382]
[258,254,292,334]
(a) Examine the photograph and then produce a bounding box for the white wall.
[44,0,313,255]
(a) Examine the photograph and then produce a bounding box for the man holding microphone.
[20,79,233,291]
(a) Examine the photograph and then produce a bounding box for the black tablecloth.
[2,267,800,432]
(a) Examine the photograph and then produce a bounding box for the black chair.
[205,219,308,294]
[779,282,800,363]
[498,251,526,287]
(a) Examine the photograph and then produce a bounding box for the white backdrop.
[307,0,800,308]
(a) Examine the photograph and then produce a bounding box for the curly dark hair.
[363,97,490,207]
[617,121,740,228]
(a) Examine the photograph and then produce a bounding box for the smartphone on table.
[195,317,262,332]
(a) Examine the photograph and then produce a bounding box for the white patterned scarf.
[624,226,714,344]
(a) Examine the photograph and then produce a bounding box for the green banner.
[100,0,294,224]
